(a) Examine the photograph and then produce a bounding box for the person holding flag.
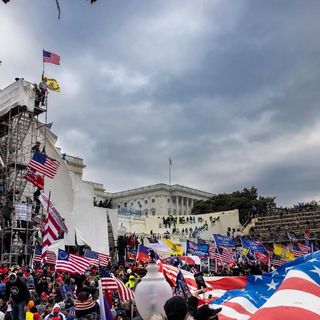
[39,75,48,106]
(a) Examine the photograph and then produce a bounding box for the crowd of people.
[0,223,315,320]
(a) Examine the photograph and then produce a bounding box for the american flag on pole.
[38,193,68,233]
[28,151,60,179]
[217,247,235,265]
[56,249,92,275]
[33,246,56,265]
[209,242,222,261]
[84,249,111,267]
[99,266,135,302]
[270,257,286,267]
[99,266,118,290]
[41,211,61,264]
[289,242,310,257]
[32,215,46,232]
[43,50,60,65]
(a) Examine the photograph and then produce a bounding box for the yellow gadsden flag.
[164,239,183,256]
[273,244,295,261]
[45,77,60,92]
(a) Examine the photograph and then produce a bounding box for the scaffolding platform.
[0,79,41,116]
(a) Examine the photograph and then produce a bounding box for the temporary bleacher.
[250,210,320,243]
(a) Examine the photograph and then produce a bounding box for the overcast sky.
[1,0,320,206]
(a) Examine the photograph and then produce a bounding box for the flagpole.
[169,158,171,186]
[47,190,51,214]
[42,48,45,77]
[98,279,107,320]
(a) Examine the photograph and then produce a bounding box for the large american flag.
[99,266,135,302]
[28,151,60,179]
[84,249,111,267]
[56,249,92,275]
[43,50,60,65]
[160,252,320,319]
[233,252,320,319]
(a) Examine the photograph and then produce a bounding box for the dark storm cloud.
[1,0,320,205]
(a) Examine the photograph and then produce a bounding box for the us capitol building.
[107,183,214,217]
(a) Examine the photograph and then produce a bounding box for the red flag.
[24,169,44,189]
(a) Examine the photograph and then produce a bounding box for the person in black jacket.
[5,273,31,320]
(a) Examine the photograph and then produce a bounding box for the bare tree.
[2,0,97,19]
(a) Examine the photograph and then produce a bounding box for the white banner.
[15,204,32,221]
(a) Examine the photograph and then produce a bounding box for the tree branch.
[56,0,61,19]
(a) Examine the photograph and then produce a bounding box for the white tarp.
[28,123,111,254]
[17,122,110,255]
[74,227,90,246]
[0,79,36,117]
[47,239,66,253]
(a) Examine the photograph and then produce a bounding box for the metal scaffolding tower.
[0,79,47,265]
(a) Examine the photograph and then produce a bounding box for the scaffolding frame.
[0,90,47,266]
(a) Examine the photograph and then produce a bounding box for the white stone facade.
[107,183,214,217]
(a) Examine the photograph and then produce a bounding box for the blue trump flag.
[186,240,209,257]
[241,238,267,253]
[213,234,236,248]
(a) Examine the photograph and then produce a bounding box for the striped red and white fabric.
[32,215,46,232]
[298,243,310,254]
[56,252,92,275]
[84,250,111,267]
[28,152,60,179]
[212,295,259,319]
[114,277,135,302]
[41,212,61,264]
[101,277,118,291]
[100,273,135,302]
[98,253,112,266]
[209,243,221,260]
[33,250,56,265]
[159,261,247,293]
[270,258,286,267]
[219,247,235,265]
[74,294,96,312]
[249,268,320,319]
[286,243,309,258]
[39,193,68,232]
[289,246,305,258]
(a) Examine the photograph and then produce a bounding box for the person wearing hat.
[5,273,31,320]
[125,275,136,289]
[194,305,222,320]
[44,303,66,320]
